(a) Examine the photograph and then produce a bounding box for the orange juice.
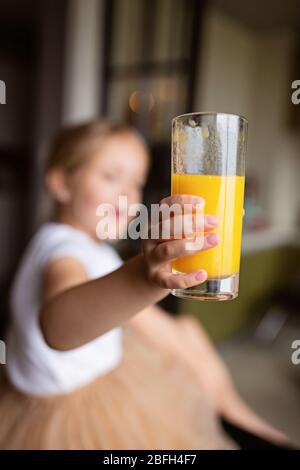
[171,173,245,278]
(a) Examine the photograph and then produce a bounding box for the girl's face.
[55,132,150,240]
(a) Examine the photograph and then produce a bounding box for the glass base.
[171,273,239,301]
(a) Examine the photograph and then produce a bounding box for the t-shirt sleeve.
[36,237,92,278]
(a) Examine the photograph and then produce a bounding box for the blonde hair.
[46,119,148,173]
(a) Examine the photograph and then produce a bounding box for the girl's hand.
[142,194,219,290]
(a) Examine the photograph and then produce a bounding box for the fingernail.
[195,270,207,281]
[206,215,219,225]
[206,233,219,245]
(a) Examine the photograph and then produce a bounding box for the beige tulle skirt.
[0,322,237,450]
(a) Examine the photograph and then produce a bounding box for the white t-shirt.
[6,222,124,396]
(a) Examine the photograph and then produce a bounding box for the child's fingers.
[151,268,208,290]
[157,194,205,221]
[149,213,219,241]
[149,233,219,265]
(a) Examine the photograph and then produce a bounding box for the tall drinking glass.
[171,112,248,301]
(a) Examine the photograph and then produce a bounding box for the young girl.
[0,120,287,449]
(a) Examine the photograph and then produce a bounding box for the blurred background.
[0,0,300,445]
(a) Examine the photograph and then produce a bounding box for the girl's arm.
[40,195,219,351]
[40,253,167,351]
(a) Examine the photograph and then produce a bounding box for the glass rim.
[172,111,248,125]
